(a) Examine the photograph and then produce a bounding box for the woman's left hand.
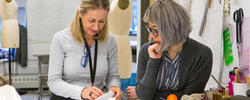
[109,86,123,100]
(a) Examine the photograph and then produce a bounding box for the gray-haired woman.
[135,0,213,99]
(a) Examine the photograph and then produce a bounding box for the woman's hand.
[148,43,162,59]
[109,86,123,100]
[81,86,104,100]
[126,86,138,99]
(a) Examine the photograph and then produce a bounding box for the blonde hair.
[70,0,110,43]
[0,76,8,86]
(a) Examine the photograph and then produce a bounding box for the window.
[129,0,138,35]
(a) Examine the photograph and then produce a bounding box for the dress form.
[108,0,133,79]
[0,0,19,48]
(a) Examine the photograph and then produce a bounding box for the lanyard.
[84,39,98,86]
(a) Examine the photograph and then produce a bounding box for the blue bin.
[129,73,136,86]
[120,79,130,93]
[120,73,137,93]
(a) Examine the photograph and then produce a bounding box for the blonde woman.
[48,0,122,99]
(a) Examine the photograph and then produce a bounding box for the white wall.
[221,0,250,84]
[173,0,250,89]
[15,0,81,74]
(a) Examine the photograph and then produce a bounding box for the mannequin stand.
[8,48,12,85]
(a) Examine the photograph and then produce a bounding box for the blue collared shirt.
[156,51,181,90]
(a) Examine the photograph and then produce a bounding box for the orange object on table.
[167,94,178,100]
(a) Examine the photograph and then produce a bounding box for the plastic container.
[233,82,247,96]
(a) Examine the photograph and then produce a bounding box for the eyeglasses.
[145,25,158,37]
[81,48,88,68]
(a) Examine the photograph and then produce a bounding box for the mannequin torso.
[0,0,19,48]
[108,0,133,79]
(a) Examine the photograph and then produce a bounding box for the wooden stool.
[34,54,49,100]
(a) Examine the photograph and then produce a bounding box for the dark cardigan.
[136,38,213,100]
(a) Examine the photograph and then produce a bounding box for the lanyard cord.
[84,39,98,86]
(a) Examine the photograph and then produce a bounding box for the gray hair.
[143,0,191,51]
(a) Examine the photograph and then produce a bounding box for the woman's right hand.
[148,43,162,59]
[126,86,138,99]
[81,86,104,100]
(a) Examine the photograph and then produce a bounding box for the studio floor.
[21,90,49,100]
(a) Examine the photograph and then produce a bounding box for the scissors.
[233,8,244,58]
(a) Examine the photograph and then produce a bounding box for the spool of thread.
[247,76,250,84]
[223,87,231,98]
[213,93,222,100]
[247,76,250,89]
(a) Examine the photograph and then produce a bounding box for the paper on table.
[96,91,115,100]
[232,82,247,96]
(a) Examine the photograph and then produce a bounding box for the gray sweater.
[136,38,213,100]
[48,28,120,100]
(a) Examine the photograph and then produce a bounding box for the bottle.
[228,71,235,96]
[234,67,239,83]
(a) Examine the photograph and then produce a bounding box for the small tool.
[233,8,244,60]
